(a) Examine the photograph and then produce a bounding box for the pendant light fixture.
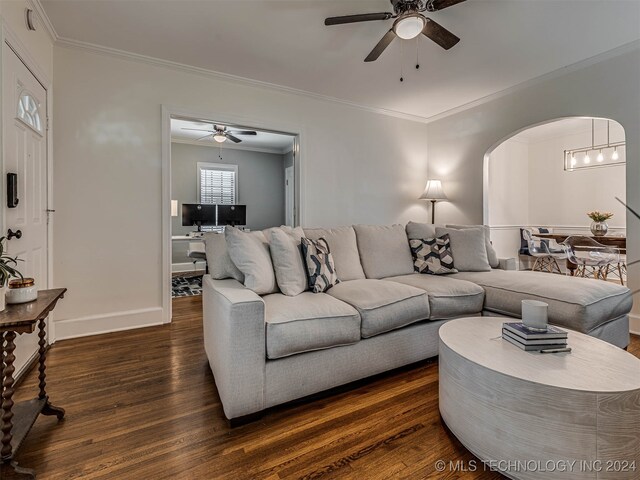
[564,118,625,171]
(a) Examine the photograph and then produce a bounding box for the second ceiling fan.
[325,0,465,62]
[182,125,257,144]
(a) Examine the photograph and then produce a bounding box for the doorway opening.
[162,111,300,319]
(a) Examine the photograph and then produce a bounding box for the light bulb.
[213,133,227,143]
[597,150,604,162]
[583,153,590,164]
[612,148,619,161]
[570,155,577,167]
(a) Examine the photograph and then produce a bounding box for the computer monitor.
[218,205,246,227]
[182,204,216,232]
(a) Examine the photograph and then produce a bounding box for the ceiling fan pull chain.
[400,41,404,82]
[416,37,420,70]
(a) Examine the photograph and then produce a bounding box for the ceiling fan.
[182,125,258,144]
[325,0,465,62]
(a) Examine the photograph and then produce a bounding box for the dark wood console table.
[0,288,66,479]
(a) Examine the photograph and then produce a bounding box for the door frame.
[0,22,55,340]
[161,105,305,324]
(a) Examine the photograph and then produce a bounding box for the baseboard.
[54,307,165,341]
[172,262,206,273]
[630,313,640,336]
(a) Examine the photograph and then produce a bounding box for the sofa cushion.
[353,224,414,279]
[263,292,361,359]
[446,224,499,268]
[386,274,485,320]
[270,227,307,296]
[203,232,244,282]
[304,226,365,281]
[225,227,278,295]
[327,279,430,338]
[450,270,633,333]
[435,227,491,272]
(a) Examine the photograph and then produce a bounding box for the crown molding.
[29,0,58,43]
[54,36,433,125]
[49,22,639,126]
[171,137,288,155]
[424,39,640,124]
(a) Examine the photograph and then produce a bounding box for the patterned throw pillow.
[300,237,340,293]
[409,235,458,275]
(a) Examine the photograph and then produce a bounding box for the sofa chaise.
[202,223,633,421]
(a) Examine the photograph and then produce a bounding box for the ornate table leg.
[0,331,34,479]
[37,319,64,420]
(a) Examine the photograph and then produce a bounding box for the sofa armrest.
[497,257,517,271]
[202,275,266,419]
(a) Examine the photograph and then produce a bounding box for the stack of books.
[502,322,568,351]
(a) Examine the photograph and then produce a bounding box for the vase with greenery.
[587,211,613,237]
[0,236,23,311]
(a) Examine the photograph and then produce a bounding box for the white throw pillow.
[270,227,308,296]
[435,227,491,272]
[225,227,278,295]
[203,232,244,282]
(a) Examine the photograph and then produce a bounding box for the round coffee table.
[439,317,640,480]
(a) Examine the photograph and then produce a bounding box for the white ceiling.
[171,118,295,153]
[41,0,640,119]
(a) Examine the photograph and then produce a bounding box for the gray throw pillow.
[409,235,458,275]
[269,227,307,296]
[435,227,491,272]
[303,226,365,281]
[300,238,340,293]
[353,224,414,279]
[406,221,440,240]
[203,232,244,282]
[225,226,278,295]
[446,224,499,268]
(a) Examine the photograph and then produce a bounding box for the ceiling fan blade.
[196,134,212,141]
[233,131,257,136]
[325,12,392,26]
[422,18,460,50]
[365,29,397,62]
[226,134,242,143]
[182,128,215,132]
[427,0,467,11]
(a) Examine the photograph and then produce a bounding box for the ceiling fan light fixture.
[394,15,425,40]
[213,133,227,143]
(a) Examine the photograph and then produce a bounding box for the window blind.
[199,166,236,205]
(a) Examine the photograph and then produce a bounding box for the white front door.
[285,166,294,227]
[2,43,49,376]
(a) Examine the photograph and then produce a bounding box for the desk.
[172,235,204,242]
[0,288,66,479]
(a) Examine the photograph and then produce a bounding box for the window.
[198,163,238,205]
[17,92,43,133]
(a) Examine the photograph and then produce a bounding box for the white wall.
[527,126,626,228]
[486,139,529,258]
[51,45,430,339]
[426,45,640,330]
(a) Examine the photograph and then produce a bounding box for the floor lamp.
[420,180,448,224]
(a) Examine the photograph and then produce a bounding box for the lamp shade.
[419,180,448,201]
[171,200,179,217]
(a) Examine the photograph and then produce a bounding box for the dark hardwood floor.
[12,296,640,479]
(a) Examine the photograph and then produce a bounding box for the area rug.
[172,274,203,298]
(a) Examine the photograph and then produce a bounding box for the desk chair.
[187,241,208,273]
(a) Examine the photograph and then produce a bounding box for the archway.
[483,116,627,276]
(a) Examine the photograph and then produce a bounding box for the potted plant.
[587,211,614,237]
[0,237,22,312]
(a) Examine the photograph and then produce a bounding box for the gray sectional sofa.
[202,223,633,421]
